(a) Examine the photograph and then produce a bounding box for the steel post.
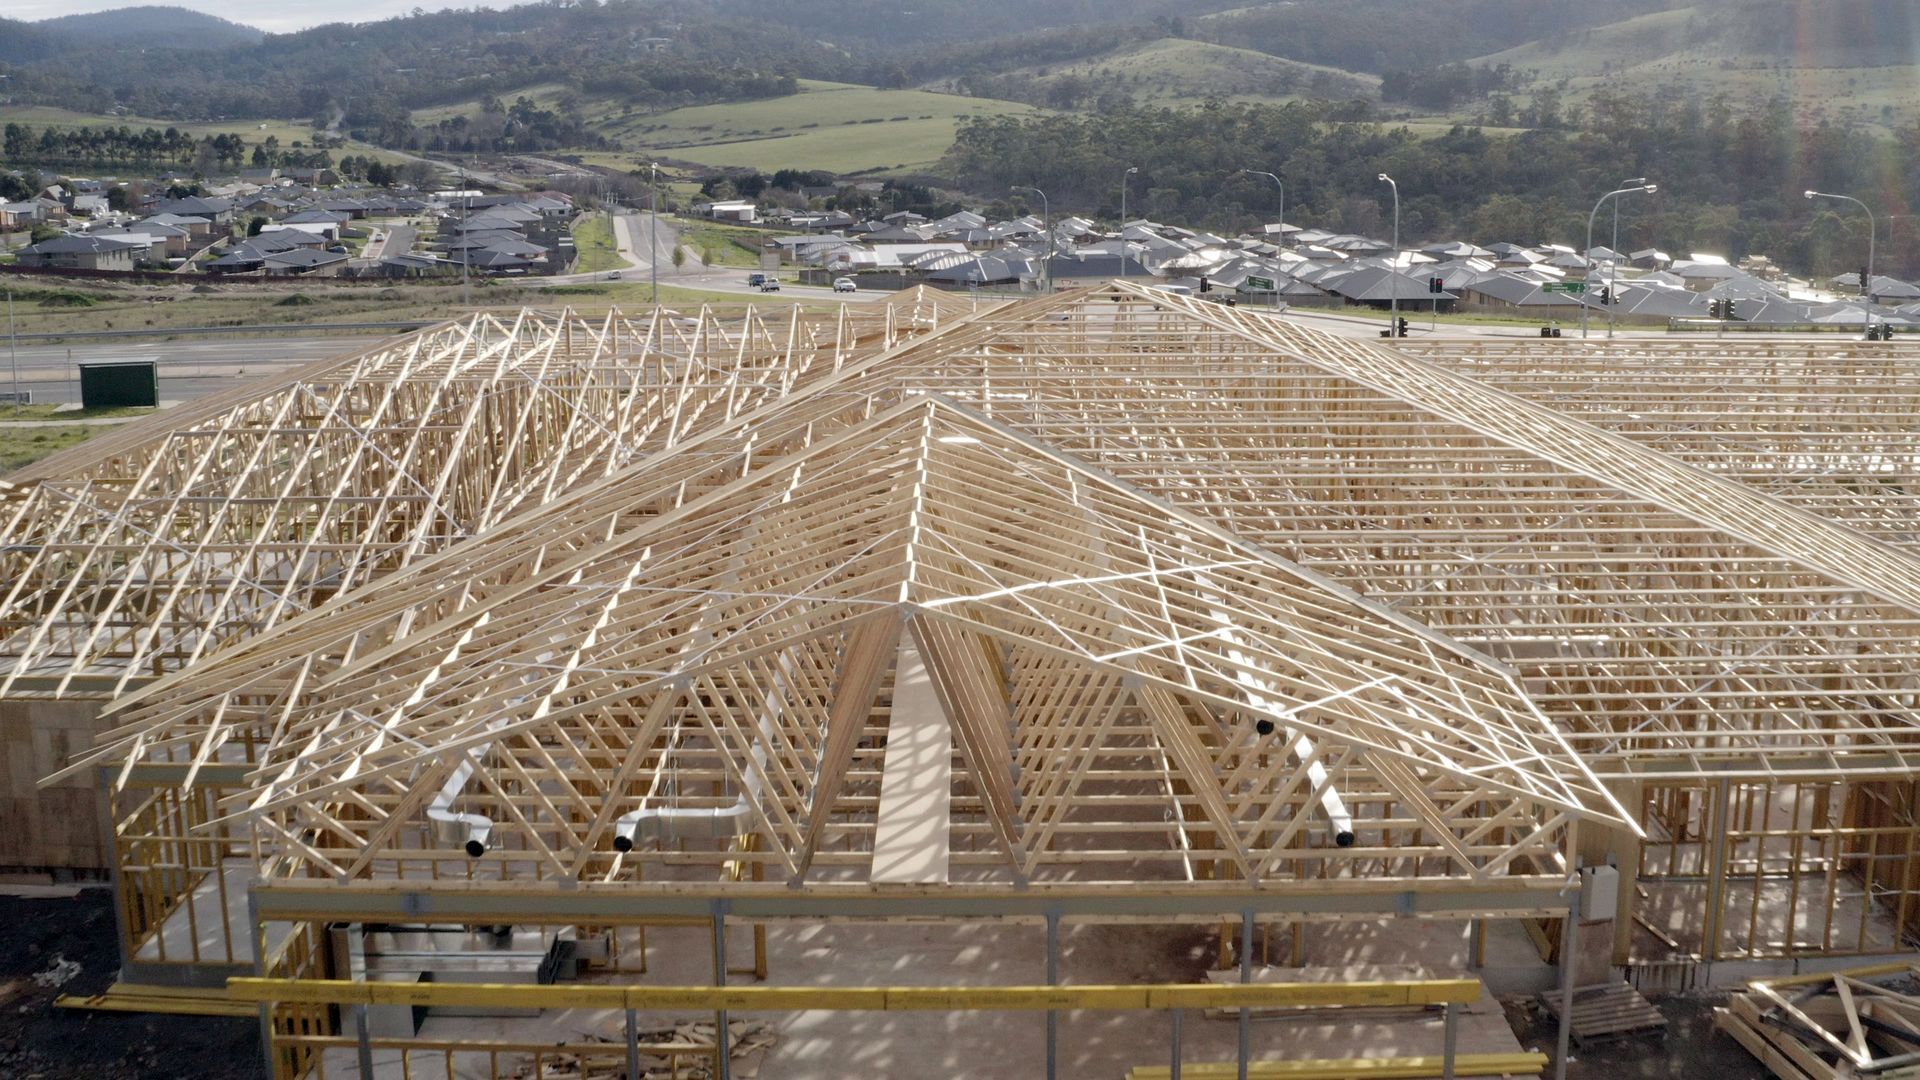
[1554,891,1581,1080]
[355,1003,375,1079]
[1238,909,1254,1080]
[1170,1008,1184,1080]
[1046,911,1061,1080]
[713,901,731,1080]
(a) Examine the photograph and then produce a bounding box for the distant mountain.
[37,6,263,50]
[5,0,1920,141]
[0,16,68,63]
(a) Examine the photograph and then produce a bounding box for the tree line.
[949,93,1920,280]
[2,123,344,172]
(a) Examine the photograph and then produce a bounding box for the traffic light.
[1723,299,1738,320]
[1428,276,1444,294]
[1396,317,1410,337]
[1599,286,1612,305]
[1708,298,1724,319]
[1199,276,1211,293]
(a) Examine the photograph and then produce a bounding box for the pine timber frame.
[7,283,1920,963]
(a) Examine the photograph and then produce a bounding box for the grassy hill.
[2,106,416,165]
[422,81,1038,175]
[1476,2,1920,131]
[941,38,1380,107]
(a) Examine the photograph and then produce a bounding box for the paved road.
[0,336,388,407]
[533,212,892,303]
[369,223,416,262]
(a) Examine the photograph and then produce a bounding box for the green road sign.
[1542,281,1588,294]
[1246,275,1275,291]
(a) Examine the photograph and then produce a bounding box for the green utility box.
[78,361,159,408]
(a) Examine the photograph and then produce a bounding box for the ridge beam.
[869,636,952,885]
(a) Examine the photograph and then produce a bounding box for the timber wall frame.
[228,974,1492,1080]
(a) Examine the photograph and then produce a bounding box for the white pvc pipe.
[614,730,769,850]
[427,757,496,857]
[614,649,790,852]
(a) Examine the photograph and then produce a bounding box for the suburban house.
[1453,271,1581,311]
[14,233,145,271]
[88,221,190,261]
[150,195,236,227]
[263,248,350,276]
[144,211,220,241]
[0,201,43,229]
[1039,252,1155,286]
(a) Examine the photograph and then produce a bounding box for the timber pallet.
[1535,982,1667,1046]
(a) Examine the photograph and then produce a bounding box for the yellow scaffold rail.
[226,976,1482,1012]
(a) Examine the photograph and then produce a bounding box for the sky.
[0,0,537,33]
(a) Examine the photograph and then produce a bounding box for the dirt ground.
[0,889,264,1080]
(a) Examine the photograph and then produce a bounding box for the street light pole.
[1119,166,1138,281]
[1236,169,1284,247]
[1238,169,1286,310]
[1609,176,1646,338]
[7,287,17,416]
[1584,181,1658,338]
[1806,189,1877,337]
[649,162,660,306]
[1378,173,1399,335]
[1013,185,1051,293]
[457,162,471,309]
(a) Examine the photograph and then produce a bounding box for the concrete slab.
[134,859,288,967]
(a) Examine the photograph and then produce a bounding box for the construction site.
[3,283,1920,1080]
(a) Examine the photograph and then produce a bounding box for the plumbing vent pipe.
[427,758,496,858]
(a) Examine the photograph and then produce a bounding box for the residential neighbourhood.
[0,168,582,280]
[3,160,1914,334]
[735,200,1918,327]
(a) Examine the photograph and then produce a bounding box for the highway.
[0,336,389,407]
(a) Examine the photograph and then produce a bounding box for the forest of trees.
[950,92,1920,279]
[0,1,856,129]
[1380,64,1518,111]
[0,0,1673,130]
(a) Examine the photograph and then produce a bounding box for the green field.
[1476,6,1920,132]
[0,422,123,473]
[1,106,417,164]
[672,218,768,268]
[421,80,1037,175]
[959,38,1380,107]
[570,215,624,274]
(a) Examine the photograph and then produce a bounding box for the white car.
[833,277,857,293]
